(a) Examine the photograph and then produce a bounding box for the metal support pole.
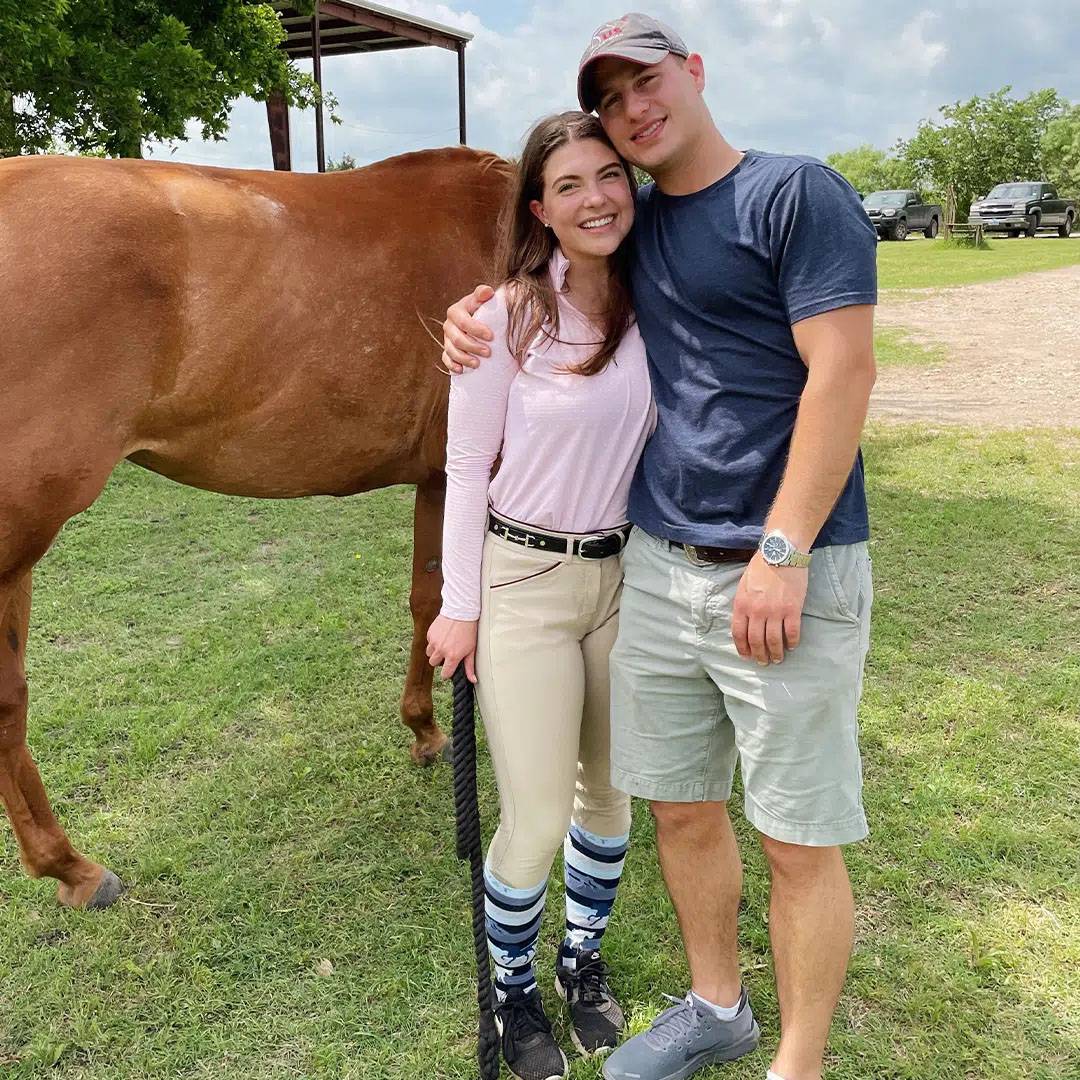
[457,42,467,146]
[312,3,325,172]
[266,89,292,171]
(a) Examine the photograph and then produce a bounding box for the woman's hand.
[425,614,478,683]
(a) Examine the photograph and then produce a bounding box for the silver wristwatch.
[759,530,812,568]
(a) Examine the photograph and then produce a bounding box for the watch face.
[762,534,790,564]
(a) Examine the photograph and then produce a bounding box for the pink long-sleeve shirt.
[440,249,655,621]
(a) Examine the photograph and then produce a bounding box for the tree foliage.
[824,145,913,196]
[1042,103,1080,198]
[0,1,332,158]
[896,87,1066,218]
[327,152,358,171]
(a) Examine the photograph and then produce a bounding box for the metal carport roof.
[269,2,473,171]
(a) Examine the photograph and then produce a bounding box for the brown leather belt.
[669,541,755,565]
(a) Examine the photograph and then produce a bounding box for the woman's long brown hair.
[495,111,638,376]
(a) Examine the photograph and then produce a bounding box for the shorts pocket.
[805,545,865,625]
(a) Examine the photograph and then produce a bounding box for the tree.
[1042,103,1080,198]
[897,87,1066,219]
[328,153,358,171]
[0,1,332,158]
[825,145,914,196]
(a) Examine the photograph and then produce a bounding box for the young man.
[443,14,878,1080]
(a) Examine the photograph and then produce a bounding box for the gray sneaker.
[602,989,759,1080]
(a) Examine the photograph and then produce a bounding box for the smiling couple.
[425,12,878,1080]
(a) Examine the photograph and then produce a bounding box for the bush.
[940,230,993,250]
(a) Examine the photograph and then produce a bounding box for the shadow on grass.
[832,430,1079,1078]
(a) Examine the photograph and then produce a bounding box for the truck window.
[863,192,907,208]
[988,183,1039,199]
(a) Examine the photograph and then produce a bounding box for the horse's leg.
[0,572,124,908]
[400,474,449,766]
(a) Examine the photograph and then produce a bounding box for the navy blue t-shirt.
[627,150,878,549]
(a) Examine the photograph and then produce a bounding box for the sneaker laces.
[644,993,703,1051]
[499,993,554,1060]
[574,954,613,1007]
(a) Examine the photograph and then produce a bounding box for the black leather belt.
[668,541,755,565]
[488,514,632,560]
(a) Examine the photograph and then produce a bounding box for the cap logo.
[592,18,628,47]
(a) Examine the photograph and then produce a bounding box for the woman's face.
[529,138,635,263]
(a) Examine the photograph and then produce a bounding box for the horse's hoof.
[410,734,448,768]
[441,740,455,765]
[85,870,125,910]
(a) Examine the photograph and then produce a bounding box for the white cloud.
[897,11,948,75]
[738,0,802,31]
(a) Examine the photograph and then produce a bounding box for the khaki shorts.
[609,529,872,846]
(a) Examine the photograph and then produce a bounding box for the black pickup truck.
[968,182,1075,237]
[862,190,942,240]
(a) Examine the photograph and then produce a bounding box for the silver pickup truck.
[862,190,942,241]
[968,182,1076,237]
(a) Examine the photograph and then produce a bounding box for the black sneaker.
[494,988,568,1080]
[555,949,625,1057]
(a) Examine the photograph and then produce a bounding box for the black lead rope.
[451,668,501,1080]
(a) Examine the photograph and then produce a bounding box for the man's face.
[592,53,706,173]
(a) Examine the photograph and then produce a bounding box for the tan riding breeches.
[475,528,632,891]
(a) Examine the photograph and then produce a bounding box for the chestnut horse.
[0,146,513,908]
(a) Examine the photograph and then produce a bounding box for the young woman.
[426,111,654,1080]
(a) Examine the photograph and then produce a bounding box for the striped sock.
[558,823,630,972]
[484,866,547,1001]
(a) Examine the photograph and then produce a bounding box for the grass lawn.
[873,328,948,368]
[1,429,1077,1080]
[876,235,1080,290]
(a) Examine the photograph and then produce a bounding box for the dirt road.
[870,262,1080,428]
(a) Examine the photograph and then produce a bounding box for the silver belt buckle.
[577,533,608,560]
[683,544,710,567]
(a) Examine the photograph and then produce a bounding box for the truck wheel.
[893,218,908,241]
[1009,229,1021,238]
[923,217,939,239]
[1059,214,1074,238]
[1025,212,1040,237]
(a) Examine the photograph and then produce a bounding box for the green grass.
[877,235,1080,289]
[873,328,948,368]
[1,429,1078,1079]
[937,232,992,251]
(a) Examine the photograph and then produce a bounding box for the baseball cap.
[577,13,690,113]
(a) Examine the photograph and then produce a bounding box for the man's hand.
[731,554,809,665]
[442,285,496,373]
[426,614,478,682]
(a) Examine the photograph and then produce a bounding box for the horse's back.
[2,149,514,496]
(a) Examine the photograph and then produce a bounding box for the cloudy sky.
[144,0,1080,172]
